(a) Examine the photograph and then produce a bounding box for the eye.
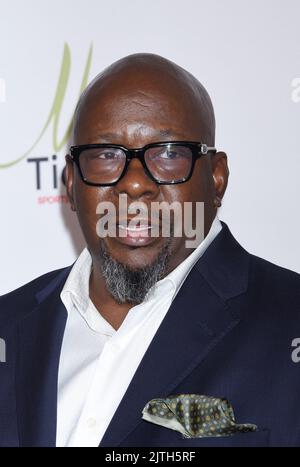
[97,151,117,160]
[158,150,180,160]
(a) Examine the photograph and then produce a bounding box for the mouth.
[115,219,161,247]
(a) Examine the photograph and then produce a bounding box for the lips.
[115,219,161,247]
[118,224,152,238]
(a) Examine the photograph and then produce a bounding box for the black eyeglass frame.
[69,141,217,186]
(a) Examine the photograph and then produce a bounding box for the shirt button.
[87,418,97,429]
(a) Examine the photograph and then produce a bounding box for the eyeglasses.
[69,141,217,186]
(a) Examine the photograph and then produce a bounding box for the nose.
[113,156,160,202]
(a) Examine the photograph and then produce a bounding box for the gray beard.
[97,238,173,305]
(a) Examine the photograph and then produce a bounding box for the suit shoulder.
[0,266,71,322]
[248,253,300,307]
[249,253,300,283]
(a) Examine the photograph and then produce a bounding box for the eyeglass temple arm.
[200,144,217,154]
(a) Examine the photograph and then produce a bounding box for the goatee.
[97,239,173,305]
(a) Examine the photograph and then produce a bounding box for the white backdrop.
[0,0,299,294]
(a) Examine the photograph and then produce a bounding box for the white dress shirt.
[56,215,222,447]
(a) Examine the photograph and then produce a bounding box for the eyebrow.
[97,128,185,142]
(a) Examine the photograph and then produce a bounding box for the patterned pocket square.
[142,394,257,439]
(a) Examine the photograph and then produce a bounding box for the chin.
[104,237,171,270]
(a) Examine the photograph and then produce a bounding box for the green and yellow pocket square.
[142,394,257,439]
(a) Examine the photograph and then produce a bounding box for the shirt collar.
[148,214,223,300]
[61,247,92,316]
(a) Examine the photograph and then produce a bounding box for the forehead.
[73,68,209,146]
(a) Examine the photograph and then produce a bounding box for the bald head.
[72,53,216,146]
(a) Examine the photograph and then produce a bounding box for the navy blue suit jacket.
[0,222,300,447]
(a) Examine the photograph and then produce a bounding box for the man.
[0,53,299,447]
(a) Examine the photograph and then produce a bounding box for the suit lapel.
[100,223,250,447]
[16,269,69,447]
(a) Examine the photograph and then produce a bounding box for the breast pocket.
[121,421,270,448]
[159,429,270,447]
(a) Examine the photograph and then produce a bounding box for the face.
[66,71,228,275]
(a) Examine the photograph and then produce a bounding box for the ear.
[211,151,229,206]
[65,154,76,211]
